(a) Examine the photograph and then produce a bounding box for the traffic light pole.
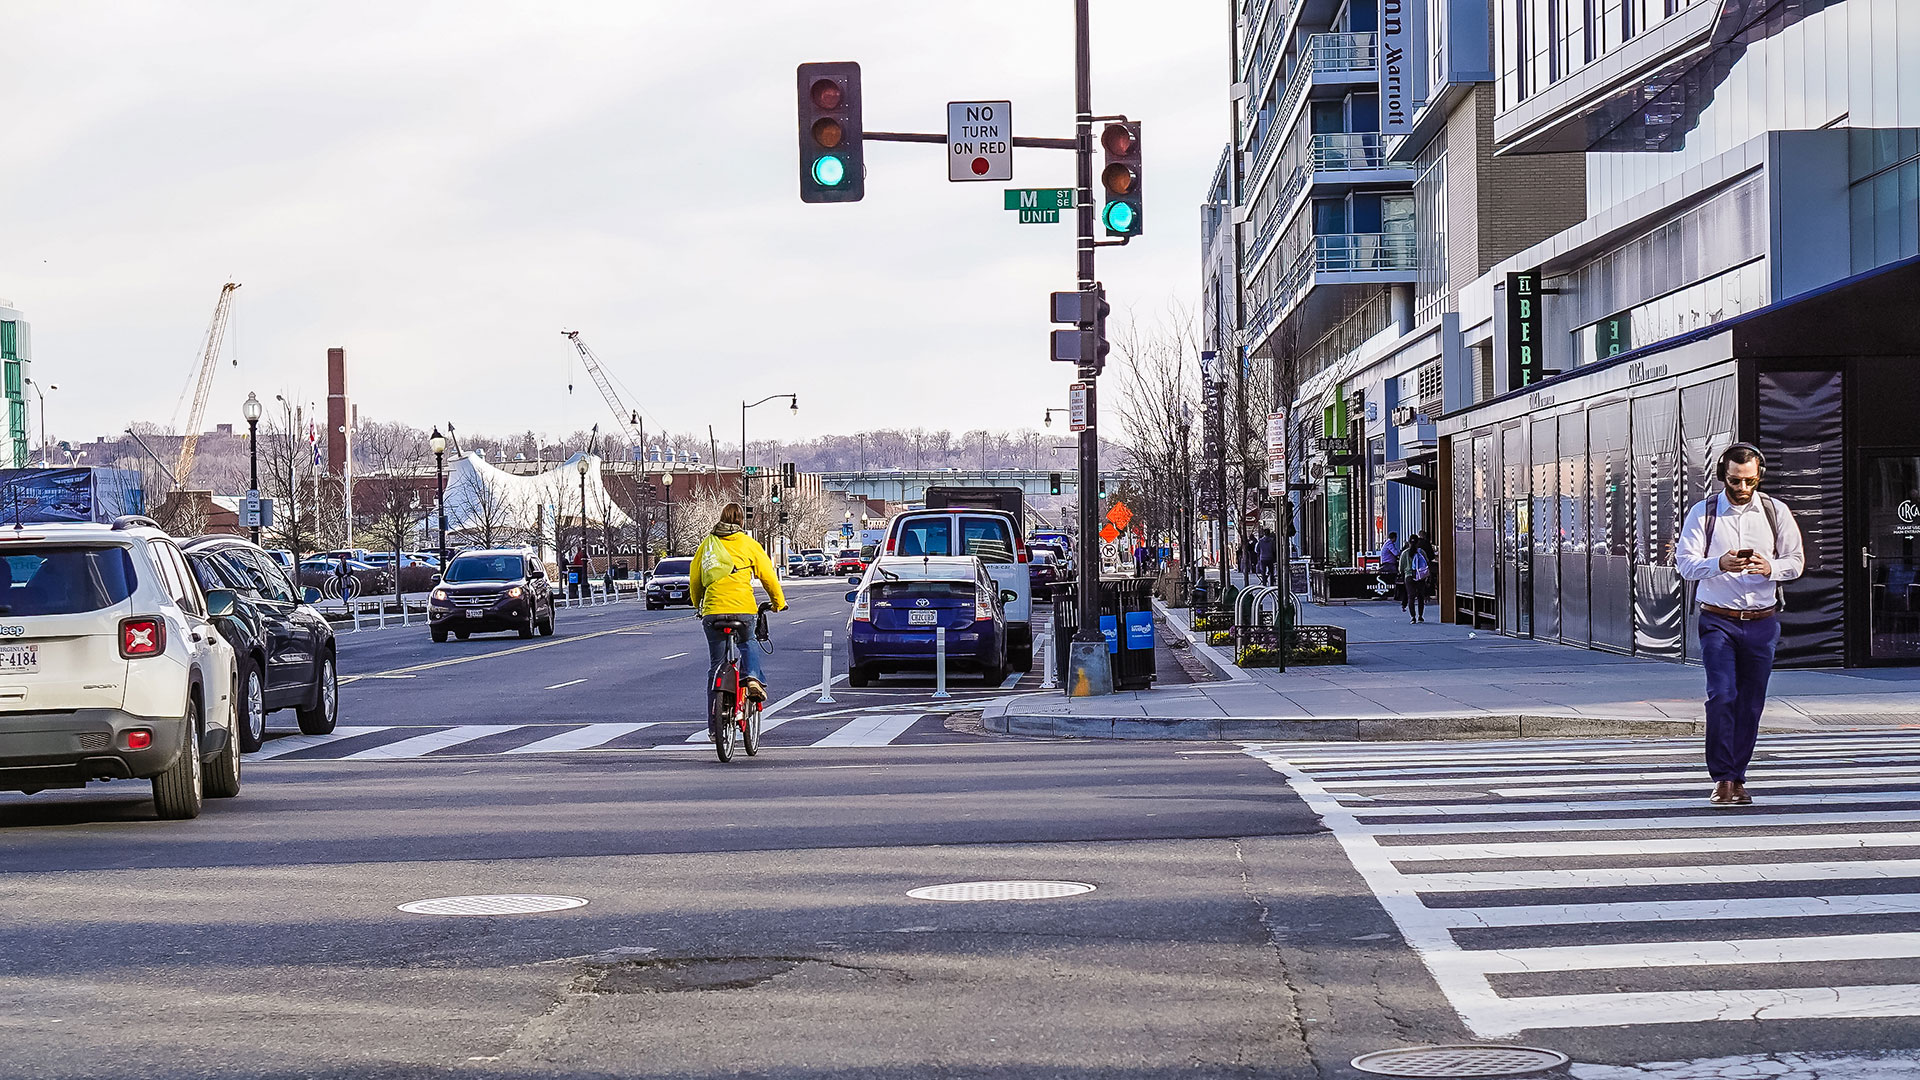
[1062,0,1113,697]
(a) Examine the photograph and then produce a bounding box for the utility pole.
[1063,0,1113,696]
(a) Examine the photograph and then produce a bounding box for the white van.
[881,509,1034,671]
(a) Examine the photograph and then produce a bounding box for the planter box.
[1289,623,1347,665]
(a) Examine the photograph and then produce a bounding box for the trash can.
[1050,577,1157,692]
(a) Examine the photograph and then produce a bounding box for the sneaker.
[744,678,767,703]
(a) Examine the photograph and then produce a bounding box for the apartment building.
[1439,0,1920,668]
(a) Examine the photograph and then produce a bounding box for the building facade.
[0,299,31,468]
[1437,0,1920,667]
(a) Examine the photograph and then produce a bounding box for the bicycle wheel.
[742,701,762,756]
[709,689,735,763]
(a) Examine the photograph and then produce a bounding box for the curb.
[978,709,1711,741]
[1151,597,1248,683]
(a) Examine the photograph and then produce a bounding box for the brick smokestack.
[326,348,348,477]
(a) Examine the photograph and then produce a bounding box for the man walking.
[1256,528,1277,586]
[1379,531,1401,603]
[1676,443,1804,806]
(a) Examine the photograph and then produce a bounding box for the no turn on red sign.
[948,101,1011,181]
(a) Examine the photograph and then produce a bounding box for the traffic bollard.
[932,626,950,699]
[817,630,836,703]
[1040,634,1057,689]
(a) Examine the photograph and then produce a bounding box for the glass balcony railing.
[1246,32,1379,183]
[1247,232,1416,346]
[1247,134,1401,271]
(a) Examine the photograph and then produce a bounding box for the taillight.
[119,617,165,658]
[974,589,993,621]
[122,729,153,750]
[884,537,896,555]
[1013,533,1030,564]
[851,591,871,622]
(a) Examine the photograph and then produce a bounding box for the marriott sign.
[1379,0,1426,139]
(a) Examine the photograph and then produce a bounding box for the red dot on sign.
[971,157,990,175]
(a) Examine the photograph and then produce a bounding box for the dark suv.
[429,549,555,641]
[182,535,341,752]
[646,558,694,609]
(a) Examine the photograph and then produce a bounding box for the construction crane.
[560,330,643,445]
[172,282,241,485]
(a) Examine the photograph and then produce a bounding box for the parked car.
[263,548,296,572]
[803,551,828,576]
[1030,531,1075,573]
[182,536,341,752]
[834,548,865,575]
[646,557,695,609]
[845,555,1013,686]
[427,549,555,641]
[785,553,807,577]
[883,508,1034,671]
[296,557,394,597]
[0,517,241,819]
[1027,548,1062,594]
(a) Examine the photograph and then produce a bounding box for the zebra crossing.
[248,712,963,760]
[1241,731,1920,1038]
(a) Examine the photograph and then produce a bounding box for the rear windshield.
[959,517,1014,563]
[655,559,691,576]
[445,555,525,582]
[838,550,860,559]
[874,581,974,601]
[0,547,138,615]
[894,519,951,557]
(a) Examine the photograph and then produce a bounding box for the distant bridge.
[818,469,1120,506]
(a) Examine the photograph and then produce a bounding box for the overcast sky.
[3,1,1226,453]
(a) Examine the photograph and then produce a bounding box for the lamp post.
[662,470,675,557]
[741,393,798,537]
[242,392,263,545]
[24,378,55,466]
[429,428,448,569]
[1043,407,1069,428]
[576,456,590,598]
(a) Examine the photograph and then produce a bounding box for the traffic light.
[797,62,865,203]
[771,486,781,504]
[1048,283,1111,373]
[782,462,797,488]
[1099,121,1143,238]
[1048,472,1062,496]
[1098,477,1109,499]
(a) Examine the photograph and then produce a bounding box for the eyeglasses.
[1725,476,1760,488]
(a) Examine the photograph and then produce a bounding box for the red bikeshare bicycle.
[708,603,772,762]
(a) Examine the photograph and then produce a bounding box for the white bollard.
[377,601,388,630]
[932,626,950,699]
[817,630,836,703]
[350,601,362,633]
[1040,634,1057,689]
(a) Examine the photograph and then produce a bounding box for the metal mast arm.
[173,282,241,485]
[560,330,643,441]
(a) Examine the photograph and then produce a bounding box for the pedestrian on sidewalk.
[1379,531,1401,603]
[1398,533,1420,615]
[1257,529,1277,586]
[1676,443,1804,807]
[1406,535,1432,623]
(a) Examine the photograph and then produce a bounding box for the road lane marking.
[545,679,587,690]
[248,728,392,759]
[1385,830,1920,862]
[1437,893,1920,928]
[342,725,501,760]
[347,615,699,680]
[997,670,1021,690]
[659,652,688,661]
[504,723,656,755]
[684,674,851,742]
[811,713,925,747]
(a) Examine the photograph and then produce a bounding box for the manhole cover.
[398,894,589,916]
[1352,1045,1569,1077]
[1356,790,1489,802]
[907,880,1095,902]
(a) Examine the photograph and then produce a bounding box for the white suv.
[882,509,1035,671]
[0,517,240,819]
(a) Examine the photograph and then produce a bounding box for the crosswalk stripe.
[811,714,925,747]
[1242,732,1920,1038]
[248,727,392,759]
[341,725,502,760]
[502,723,655,755]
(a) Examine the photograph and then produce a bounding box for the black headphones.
[1715,442,1767,482]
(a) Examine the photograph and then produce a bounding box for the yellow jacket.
[688,526,787,616]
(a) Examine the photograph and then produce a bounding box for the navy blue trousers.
[1699,610,1781,782]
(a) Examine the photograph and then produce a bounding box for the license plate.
[0,644,37,674]
[460,609,475,618]
[908,610,938,626]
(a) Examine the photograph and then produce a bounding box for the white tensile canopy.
[441,451,632,533]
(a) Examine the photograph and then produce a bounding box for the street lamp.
[23,378,55,465]
[576,455,590,598]
[242,392,263,545]
[429,428,448,570]
[662,470,675,557]
[1043,407,1069,428]
[741,392,798,527]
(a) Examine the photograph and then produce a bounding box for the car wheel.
[539,608,555,636]
[983,661,1006,686]
[296,651,338,735]
[236,662,266,753]
[152,701,204,820]
[455,629,470,640]
[431,626,448,643]
[847,664,871,688]
[205,680,242,799]
[518,612,535,638]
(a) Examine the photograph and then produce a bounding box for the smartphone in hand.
[1735,548,1755,559]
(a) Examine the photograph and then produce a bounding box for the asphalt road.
[4,580,1920,1079]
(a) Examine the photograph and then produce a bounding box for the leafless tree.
[447,462,527,552]
[355,422,430,600]
[1112,305,1201,570]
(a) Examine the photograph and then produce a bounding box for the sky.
[2,1,1227,453]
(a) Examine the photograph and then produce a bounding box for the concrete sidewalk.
[985,586,1920,740]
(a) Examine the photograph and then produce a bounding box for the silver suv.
[0,517,241,819]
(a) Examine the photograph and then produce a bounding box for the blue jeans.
[1699,610,1781,782]
[704,615,764,689]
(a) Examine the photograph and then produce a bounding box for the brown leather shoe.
[1709,781,1738,805]
[743,678,767,703]
[1732,781,1753,805]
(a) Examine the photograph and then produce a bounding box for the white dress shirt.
[1675,492,1805,611]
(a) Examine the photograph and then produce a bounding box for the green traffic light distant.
[812,155,847,187]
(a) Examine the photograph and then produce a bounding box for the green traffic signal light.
[811,155,847,187]
[1101,201,1137,235]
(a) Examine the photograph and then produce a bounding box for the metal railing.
[1247,33,1379,188]
[1282,232,1418,296]
[1248,133,1398,273]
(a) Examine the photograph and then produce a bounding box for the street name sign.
[948,101,1012,181]
[1018,209,1060,224]
[1004,188,1075,210]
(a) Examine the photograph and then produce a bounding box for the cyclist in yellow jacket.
[689,503,787,702]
